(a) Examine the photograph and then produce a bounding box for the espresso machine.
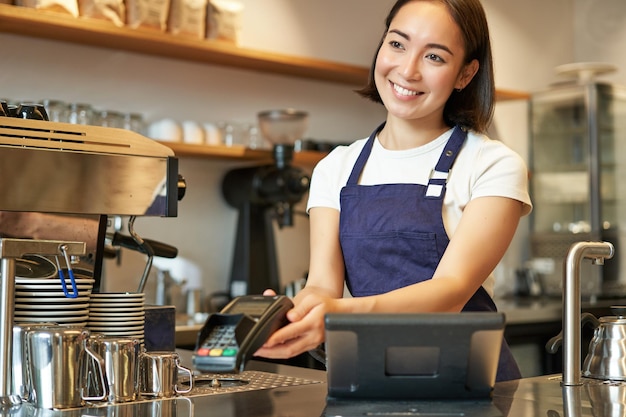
[0,104,183,407]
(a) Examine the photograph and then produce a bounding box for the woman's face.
[374,0,478,125]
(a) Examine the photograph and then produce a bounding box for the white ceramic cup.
[181,120,205,145]
[148,119,183,142]
[203,122,223,145]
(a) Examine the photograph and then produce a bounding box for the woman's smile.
[391,81,421,97]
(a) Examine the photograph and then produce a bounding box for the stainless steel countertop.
[325,374,624,416]
[8,349,624,417]
[496,297,563,325]
[494,296,625,325]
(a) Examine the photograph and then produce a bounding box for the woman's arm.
[256,195,524,359]
[296,207,346,301]
[349,195,524,313]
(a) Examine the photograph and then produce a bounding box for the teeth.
[393,83,418,96]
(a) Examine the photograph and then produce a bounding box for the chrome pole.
[562,241,614,386]
[0,257,19,407]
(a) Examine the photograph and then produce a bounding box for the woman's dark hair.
[357,0,495,133]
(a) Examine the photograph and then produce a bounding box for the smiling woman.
[359,0,493,137]
[254,0,532,384]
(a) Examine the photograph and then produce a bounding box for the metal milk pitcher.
[138,351,193,398]
[89,336,140,403]
[583,306,626,381]
[26,327,107,409]
[12,323,56,402]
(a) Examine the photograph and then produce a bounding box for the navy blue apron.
[338,124,521,382]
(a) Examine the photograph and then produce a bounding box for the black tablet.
[324,312,505,400]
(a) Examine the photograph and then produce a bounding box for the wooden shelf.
[0,4,530,98]
[0,4,368,85]
[495,89,530,101]
[161,142,325,167]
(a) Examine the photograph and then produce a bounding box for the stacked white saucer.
[87,292,145,343]
[14,277,95,327]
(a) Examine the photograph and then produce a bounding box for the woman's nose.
[399,55,421,79]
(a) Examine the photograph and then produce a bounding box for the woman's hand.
[256,206,345,359]
[254,291,338,359]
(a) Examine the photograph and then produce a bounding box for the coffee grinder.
[222,109,311,298]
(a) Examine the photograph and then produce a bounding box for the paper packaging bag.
[78,0,125,27]
[16,0,79,17]
[126,0,170,31]
[168,0,207,39]
[206,0,243,45]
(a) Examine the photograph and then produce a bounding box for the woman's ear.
[456,59,479,90]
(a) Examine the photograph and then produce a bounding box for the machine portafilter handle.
[108,232,178,258]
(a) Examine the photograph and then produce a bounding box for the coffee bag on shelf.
[206,0,243,45]
[126,0,170,31]
[16,0,79,17]
[168,0,206,38]
[78,0,125,26]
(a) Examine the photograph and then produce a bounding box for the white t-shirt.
[306,128,533,296]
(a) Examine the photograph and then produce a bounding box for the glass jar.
[67,103,94,125]
[122,112,146,134]
[94,110,124,128]
[41,99,69,122]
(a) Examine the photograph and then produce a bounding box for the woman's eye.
[426,53,444,63]
[389,40,404,50]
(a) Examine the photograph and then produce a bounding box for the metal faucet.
[562,241,614,386]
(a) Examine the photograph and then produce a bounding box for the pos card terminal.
[193,295,293,373]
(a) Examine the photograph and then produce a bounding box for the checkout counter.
[0,293,619,416]
[143,297,626,417]
[4,349,621,417]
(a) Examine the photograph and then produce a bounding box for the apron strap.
[346,123,466,195]
[346,122,384,185]
[425,126,467,198]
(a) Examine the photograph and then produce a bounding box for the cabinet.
[0,4,529,165]
[529,82,626,297]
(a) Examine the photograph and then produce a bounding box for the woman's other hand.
[254,291,337,359]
